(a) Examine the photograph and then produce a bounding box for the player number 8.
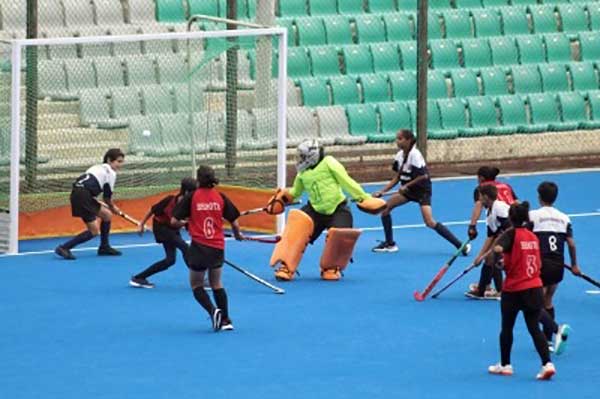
[548,235,557,252]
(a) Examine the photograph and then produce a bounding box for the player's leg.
[523,288,555,379]
[97,206,121,256]
[467,251,502,299]
[420,204,466,254]
[208,266,232,331]
[188,243,222,331]
[489,291,518,374]
[270,208,315,281]
[539,285,559,345]
[129,242,177,288]
[372,193,408,252]
[55,190,101,259]
[320,203,361,280]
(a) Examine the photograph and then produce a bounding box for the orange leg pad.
[320,228,361,280]
[270,209,314,281]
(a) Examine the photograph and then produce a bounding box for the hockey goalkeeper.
[266,139,385,281]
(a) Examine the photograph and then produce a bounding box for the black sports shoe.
[98,246,122,256]
[211,308,223,332]
[129,276,155,289]
[55,246,76,260]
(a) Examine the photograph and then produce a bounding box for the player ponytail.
[103,148,125,163]
[509,201,530,227]
[179,177,197,197]
[196,165,219,188]
[477,166,500,182]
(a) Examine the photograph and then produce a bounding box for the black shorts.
[186,241,224,272]
[501,286,544,314]
[152,222,181,244]
[301,201,353,243]
[70,187,100,223]
[403,188,432,206]
[541,261,565,286]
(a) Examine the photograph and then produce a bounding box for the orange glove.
[266,188,294,215]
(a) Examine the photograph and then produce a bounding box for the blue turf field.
[1,170,599,399]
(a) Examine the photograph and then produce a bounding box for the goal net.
[0,24,288,254]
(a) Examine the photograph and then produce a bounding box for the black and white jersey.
[392,146,431,192]
[486,200,510,237]
[73,163,117,198]
[529,206,572,265]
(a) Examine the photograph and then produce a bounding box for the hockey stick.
[98,201,151,230]
[414,239,471,302]
[224,259,285,294]
[225,233,281,244]
[564,264,600,289]
[431,262,480,299]
[239,200,302,217]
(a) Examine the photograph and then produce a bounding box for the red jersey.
[502,228,543,292]
[153,195,177,226]
[188,188,227,250]
[480,180,516,205]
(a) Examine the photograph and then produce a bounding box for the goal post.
[0,25,288,254]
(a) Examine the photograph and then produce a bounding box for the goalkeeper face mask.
[296,139,321,172]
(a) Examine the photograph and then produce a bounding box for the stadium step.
[38,127,126,145]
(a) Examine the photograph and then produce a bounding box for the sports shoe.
[488,363,513,376]
[536,362,556,380]
[462,243,472,256]
[55,246,75,260]
[129,276,155,289]
[211,308,223,332]
[98,246,122,256]
[372,241,398,253]
[469,282,492,292]
[484,288,501,300]
[221,317,234,331]
[554,324,571,355]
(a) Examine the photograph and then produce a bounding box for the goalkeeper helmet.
[296,139,322,172]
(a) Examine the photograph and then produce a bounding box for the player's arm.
[474,236,495,265]
[171,193,191,228]
[373,174,400,198]
[327,156,369,201]
[221,193,244,241]
[565,223,581,275]
[101,183,121,214]
[287,175,304,200]
[468,188,483,240]
[491,229,515,269]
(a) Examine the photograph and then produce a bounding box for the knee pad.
[270,209,314,281]
[320,228,361,281]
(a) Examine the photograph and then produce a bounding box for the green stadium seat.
[578,32,600,62]
[371,42,401,72]
[368,0,397,12]
[38,60,73,100]
[516,36,546,64]
[456,0,482,8]
[544,33,572,63]
[360,74,391,103]
[397,0,417,12]
[408,100,444,136]
[538,63,569,92]
[236,110,267,150]
[324,15,353,45]
[428,70,450,99]
[125,56,158,86]
[188,0,219,17]
[279,0,308,17]
[430,40,460,69]
[543,0,570,4]
[173,84,204,113]
[451,69,480,98]
[480,67,508,96]
[482,0,509,6]
[530,5,559,34]
[297,17,327,46]
[80,90,117,127]
[287,47,311,78]
[287,106,319,146]
[527,93,561,132]
[430,0,452,9]
[142,85,175,115]
[111,87,143,120]
[557,92,588,130]
[399,41,417,70]
[512,65,543,94]
[512,0,537,5]
[389,71,417,101]
[435,98,465,139]
[354,14,387,43]
[460,96,497,137]
[343,45,374,75]
[583,91,600,128]
[129,116,179,156]
[493,95,527,134]
[309,0,338,16]
[251,108,279,149]
[443,10,473,39]
[490,37,519,66]
[588,3,600,31]
[329,75,360,104]
[235,0,250,20]
[569,62,599,91]
[346,104,378,136]
[163,113,202,153]
[461,38,492,68]
[94,57,125,89]
[108,26,143,57]
[310,46,341,76]
[316,106,366,145]
[277,18,297,46]
[156,0,186,22]
[338,0,364,14]
[383,13,413,41]
[414,14,443,40]
[471,9,502,38]
[557,4,588,33]
[499,7,530,36]
[248,0,256,18]
[378,102,412,138]
[65,59,97,96]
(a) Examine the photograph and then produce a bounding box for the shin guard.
[319,228,361,281]
[270,209,314,281]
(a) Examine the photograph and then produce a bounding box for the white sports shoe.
[554,324,571,355]
[536,362,556,380]
[372,241,399,253]
[488,363,513,376]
